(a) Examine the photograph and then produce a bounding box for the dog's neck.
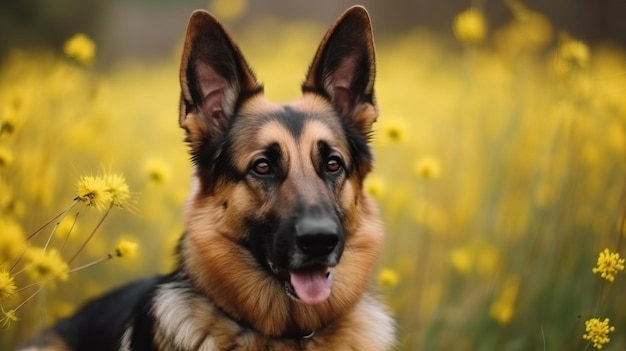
[210,293,319,340]
[147,272,395,350]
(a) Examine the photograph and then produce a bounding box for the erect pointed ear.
[302,6,377,135]
[179,10,262,154]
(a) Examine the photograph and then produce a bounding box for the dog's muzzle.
[267,213,344,305]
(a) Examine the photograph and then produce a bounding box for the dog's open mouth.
[287,268,334,305]
[268,260,334,305]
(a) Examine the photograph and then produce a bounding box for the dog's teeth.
[326,272,333,280]
[285,281,300,301]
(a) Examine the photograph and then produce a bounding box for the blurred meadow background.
[1,0,626,350]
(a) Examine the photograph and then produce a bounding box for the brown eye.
[253,160,271,175]
[326,157,341,173]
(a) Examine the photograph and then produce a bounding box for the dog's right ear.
[179,10,262,154]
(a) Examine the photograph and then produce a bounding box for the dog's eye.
[325,156,342,173]
[252,159,271,175]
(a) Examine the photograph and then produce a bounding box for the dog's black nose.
[295,216,339,257]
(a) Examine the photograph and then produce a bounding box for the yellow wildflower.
[210,0,248,20]
[503,0,553,50]
[25,248,69,283]
[453,8,487,44]
[559,38,590,69]
[364,175,386,200]
[583,318,615,349]
[377,268,399,288]
[0,270,16,299]
[413,156,441,180]
[63,33,96,65]
[489,276,519,325]
[143,157,171,184]
[76,175,112,211]
[553,37,591,78]
[0,218,26,263]
[1,308,18,328]
[490,299,515,325]
[104,173,131,208]
[449,246,474,275]
[0,147,13,166]
[592,249,625,282]
[1,103,19,136]
[377,118,407,145]
[115,239,138,259]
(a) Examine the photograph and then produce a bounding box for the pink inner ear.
[333,87,352,119]
[196,61,230,128]
[329,56,357,117]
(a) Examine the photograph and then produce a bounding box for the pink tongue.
[289,268,333,305]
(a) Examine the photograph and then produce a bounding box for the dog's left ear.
[303,6,377,135]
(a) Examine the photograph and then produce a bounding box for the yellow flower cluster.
[583,318,615,349]
[76,175,112,211]
[115,239,138,259]
[76,173,131,211]
[63,33,96,66]
[453,8,487,44]
[104,173,131,208]
[377,268,399,288]
[0,29,147,335]
[25,248,69,283]
[0,270,16,299]
[0,170,135,330]
[592,248,625,282]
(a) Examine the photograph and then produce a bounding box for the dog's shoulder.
[57,275,163,351]
[20,274,170,351]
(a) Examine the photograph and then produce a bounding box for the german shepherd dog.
[22,5,395,351]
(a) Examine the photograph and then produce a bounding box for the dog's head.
[178,6,384,336]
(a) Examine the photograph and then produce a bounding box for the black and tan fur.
[22,5,395,351]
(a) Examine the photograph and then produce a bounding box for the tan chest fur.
[144,284,394,351]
